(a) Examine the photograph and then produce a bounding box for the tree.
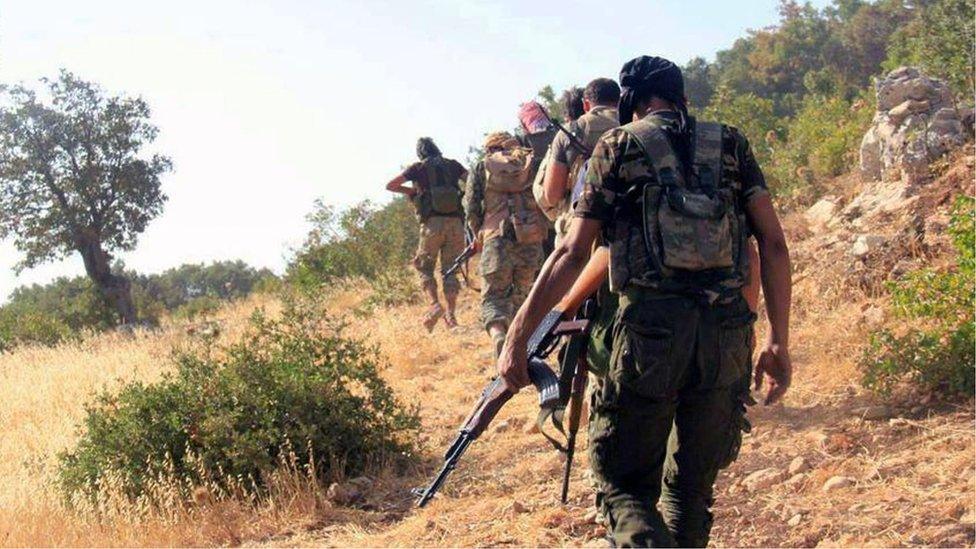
[683,56,715,112]
[0,71,170,324]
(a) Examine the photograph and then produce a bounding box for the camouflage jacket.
[575,111,768,300]
[463,159,487,234]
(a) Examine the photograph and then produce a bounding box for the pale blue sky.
[0,0,831,299]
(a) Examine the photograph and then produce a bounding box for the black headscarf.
[416,137,441,160]
[617,56,688,125]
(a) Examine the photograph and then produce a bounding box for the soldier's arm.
[385,174,417,197]
[463,163,485,233]
[739,130,792,404]
[542,135,570,207]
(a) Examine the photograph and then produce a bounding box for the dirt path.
[276,283,974,548]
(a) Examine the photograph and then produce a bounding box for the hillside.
[1,152,971,547]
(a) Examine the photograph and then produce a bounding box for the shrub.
[859,196,975,397]
[57,299,420,500]
[766,90,875,199]
[287,197,419,294]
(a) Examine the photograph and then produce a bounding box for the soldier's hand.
[497,342,530,392]
[754,342,791,405]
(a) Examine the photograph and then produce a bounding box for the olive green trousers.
[588,293,754,548]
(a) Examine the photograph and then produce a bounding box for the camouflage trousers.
[413,216,465,300]
[478,236,543,330]
[588,292,754,548]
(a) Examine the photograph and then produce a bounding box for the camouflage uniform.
[575,111,768,547]
[403,157,468,304]
[413,215,466,298]
[464,159,544,332]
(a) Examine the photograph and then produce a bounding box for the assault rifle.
[415,247,610,508]
[540,107,589,156]
[442,226,478,279]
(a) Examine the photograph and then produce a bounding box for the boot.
[422,303,444,333]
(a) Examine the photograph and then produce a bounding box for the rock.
[888,99,930,124]
[861,306,885,327]
[822,476,855,492]
[511,500,528,514]
[785,473,807,487]
[788,457,811,476]
[493,419,511,433]
[787,513,803,527]
[851,234,887,258]
[805,197,839,229]
[860,67,965,184]
[326,481,363,506]
[742,468,786,492]
[860,405,891,420]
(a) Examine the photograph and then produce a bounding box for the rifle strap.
[537,405,569,453]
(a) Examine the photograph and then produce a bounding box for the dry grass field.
[0,156,973,547]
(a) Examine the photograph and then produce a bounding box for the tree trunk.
[74,228,138,325]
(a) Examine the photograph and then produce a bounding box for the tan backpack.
[483,147,547,245]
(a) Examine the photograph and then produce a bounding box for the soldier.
[385,137,467,330]
[541,78,621,245]
[497,56,793,547]
[465,132,547,357]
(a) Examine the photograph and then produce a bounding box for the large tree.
[0,71,170,324]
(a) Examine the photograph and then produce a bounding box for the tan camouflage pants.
[414,216,466,300]
[478,236,543,330]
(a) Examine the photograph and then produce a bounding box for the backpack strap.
[621,118,685,188]
[692,121,723,190]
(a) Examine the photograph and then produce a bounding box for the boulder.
[860,67,966,184]
[788,456,811,476]
[805,197,839,230]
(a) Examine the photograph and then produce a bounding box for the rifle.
[415,247,610,508]
[442,226,478,279]
[539,107,589,156]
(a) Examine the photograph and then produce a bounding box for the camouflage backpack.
[621,117,747,285]
[483,147,547,244]
[417,157,463,218]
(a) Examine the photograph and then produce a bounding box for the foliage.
[57,299,420,500]
[286,197,419,295]
[0,260,277,350]
[766,91,875,197]
[884,0,975,96]
[0,70,171,322]
[860,196,975,397]
[703,86,780,167]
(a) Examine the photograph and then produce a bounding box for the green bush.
[860,196,975,397]
[766,91,875,198]
[57,299,420,500]
[287,197,419,294]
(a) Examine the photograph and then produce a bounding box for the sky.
[0,0,832,300]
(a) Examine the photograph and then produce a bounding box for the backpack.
[624,118,745,275]
[417,157,463,218]
[483,147,547,244]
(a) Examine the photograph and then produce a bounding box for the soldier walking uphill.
[497,56,793,547]
[385,137,468,330]
[465,132,547,358]
[539,78,621,245]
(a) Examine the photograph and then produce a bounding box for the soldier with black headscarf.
[495,55,794,547]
